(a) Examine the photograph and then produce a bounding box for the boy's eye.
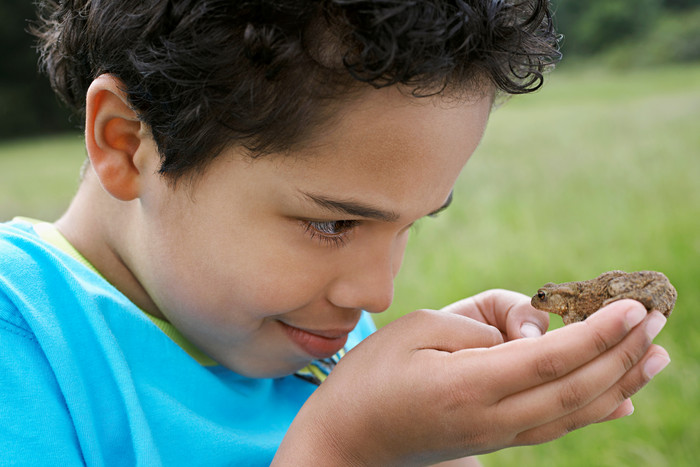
[302,220,359,247]
[310,220,356,235]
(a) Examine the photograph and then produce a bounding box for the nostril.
[326,276,394,314]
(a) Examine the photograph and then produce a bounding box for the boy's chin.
[218,354,314,380]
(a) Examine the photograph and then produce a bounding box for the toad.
[531,270,677,325]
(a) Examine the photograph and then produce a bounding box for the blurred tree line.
[552,0,700,56]
[0,0,76,140]
[1,0,699,140]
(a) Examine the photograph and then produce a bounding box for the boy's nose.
[326,240,402,314]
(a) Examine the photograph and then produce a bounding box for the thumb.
[390,309,505,353]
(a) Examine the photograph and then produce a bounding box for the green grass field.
[1,64,699,466]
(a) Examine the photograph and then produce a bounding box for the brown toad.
[531,270,677,325]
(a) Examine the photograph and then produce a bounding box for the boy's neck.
[55,168,164,319]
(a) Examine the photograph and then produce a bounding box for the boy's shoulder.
[0,218,58,261]
[0,217,40,246]
[0,219,56,339]
[1,217,100,277]
[0,219,124,335]
[0,218,84,287]
[0,218,52,294]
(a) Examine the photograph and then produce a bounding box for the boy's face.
[129,86,492,377]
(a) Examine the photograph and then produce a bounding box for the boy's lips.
[278,321,351,359]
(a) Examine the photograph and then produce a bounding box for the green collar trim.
[19,217,218,367]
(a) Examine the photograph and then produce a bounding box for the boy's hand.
[274,295,668,466]
[439,289,550,341]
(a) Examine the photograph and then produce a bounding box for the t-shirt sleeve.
[344,310,377,351]
[0,297,83,463]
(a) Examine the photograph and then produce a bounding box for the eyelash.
[302,220,360,248]
[301,208,445,248]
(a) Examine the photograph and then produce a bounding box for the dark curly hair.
[33,0,560,179]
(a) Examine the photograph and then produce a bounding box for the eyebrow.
[299,190,453,222]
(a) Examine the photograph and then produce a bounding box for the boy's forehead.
[231,86,491,212]
[299,85,491,157]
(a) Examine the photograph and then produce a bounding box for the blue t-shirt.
[0,220,375,466]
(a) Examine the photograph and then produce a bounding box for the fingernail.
[520,322,543,338]
[620,399,635,417]
[625,305,647,329]
[644,354,670,379]
[645,313,667,340]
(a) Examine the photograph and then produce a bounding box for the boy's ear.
[85,74,146,201]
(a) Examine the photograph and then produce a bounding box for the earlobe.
[85,74,144,201]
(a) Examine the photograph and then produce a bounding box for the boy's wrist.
[273,407,367,467]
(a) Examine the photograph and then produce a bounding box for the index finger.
[465,299,649,400]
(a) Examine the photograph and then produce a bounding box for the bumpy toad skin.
[531,270,677,325]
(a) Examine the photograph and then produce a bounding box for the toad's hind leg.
[603,290,657,313]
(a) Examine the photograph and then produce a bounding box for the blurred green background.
[1,1,699,466]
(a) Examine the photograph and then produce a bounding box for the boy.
[0,1,669,465]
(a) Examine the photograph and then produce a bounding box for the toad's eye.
[537,290,547,300]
